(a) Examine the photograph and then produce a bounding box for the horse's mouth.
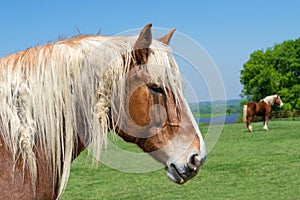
[165,164,187,184]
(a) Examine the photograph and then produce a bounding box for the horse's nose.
[187,153,206,171]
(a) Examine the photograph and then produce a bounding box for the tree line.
[240,37,300,110]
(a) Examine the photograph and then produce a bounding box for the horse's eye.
[148,84,164,94]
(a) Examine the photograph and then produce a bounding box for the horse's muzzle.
[166,153,206,184]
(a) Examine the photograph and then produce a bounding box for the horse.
[0,24,206,199]
[243,94,283,132]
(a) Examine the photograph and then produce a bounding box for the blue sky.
[1,0,299,101]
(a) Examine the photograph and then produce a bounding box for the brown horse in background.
[243,94,283,132]
[0,24,206,199]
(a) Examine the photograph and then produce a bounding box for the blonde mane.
[0,34,182,198]
[260,94,277,105]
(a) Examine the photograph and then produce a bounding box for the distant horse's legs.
[263,114,269,130]
[243,105,253,132]
[246,115,253,132]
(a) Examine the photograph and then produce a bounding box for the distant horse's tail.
[243,105,247,123]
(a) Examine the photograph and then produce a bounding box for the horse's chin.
[166,165,186,184]
[167,167,186,185]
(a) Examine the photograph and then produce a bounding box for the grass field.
[63,119,300,200]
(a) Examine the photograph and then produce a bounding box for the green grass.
[63,120,300,200]
[192,112,227,119]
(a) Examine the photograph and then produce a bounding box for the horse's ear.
[157,28,176,45]
[133,23,152,65]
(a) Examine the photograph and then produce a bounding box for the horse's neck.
[261,96,274,105]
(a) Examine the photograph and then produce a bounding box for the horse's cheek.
[128,87,151,127]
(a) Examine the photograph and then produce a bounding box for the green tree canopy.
[240,38,300,110]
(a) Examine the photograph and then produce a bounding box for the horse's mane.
[0,34,182,197]
[259,94,277,105]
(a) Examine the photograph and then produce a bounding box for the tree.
[240,38,300,110]
[226,108,232,115]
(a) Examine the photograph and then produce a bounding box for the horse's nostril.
[187,153,200,171]
[187,153,206,171]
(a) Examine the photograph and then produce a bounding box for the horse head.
[0,23,206,199]
[113,24,206,184]
[274,94,284,107]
